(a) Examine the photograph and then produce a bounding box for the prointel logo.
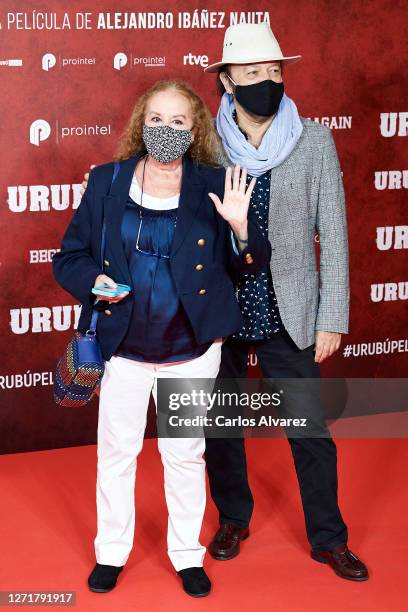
[41,52,96,70]
[42,53,57,71]
[28,118,111,146]
[114,52,128,70]
[29,119,51,146]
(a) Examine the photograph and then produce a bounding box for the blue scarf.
[216,92,303,177]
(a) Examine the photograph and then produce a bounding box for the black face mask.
[227,76,284,117]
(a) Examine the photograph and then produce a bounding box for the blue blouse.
[114,193,211,363]
[232,169,284,341]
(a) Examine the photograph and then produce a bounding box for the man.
[202,22,368,582]
[81,22,368,581]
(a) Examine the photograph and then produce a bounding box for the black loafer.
[209,524,250,561]
[177,567,211,597]
[88,562,124,593]
[311,545,369,581]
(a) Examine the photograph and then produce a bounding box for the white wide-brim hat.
[204,22,301,73]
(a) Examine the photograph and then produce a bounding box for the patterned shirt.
[232,168,284,340]
[224,109,284,340]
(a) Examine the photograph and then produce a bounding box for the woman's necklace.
[134,156,178,258]
[139,155,178,227]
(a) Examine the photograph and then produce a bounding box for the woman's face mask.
[142,124,193,163]
[226,74,284,118]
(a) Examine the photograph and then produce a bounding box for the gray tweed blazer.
[216,117,350,350]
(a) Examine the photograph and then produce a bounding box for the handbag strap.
[100,160,120,266]
[88,161,120,334]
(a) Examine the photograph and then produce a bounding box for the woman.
[52,79,271,598]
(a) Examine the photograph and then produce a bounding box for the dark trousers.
[204,329,348,551]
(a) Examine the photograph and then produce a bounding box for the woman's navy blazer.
[52,152,271,360]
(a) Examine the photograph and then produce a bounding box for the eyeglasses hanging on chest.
[135,155,178,259]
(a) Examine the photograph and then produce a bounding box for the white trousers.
[94,340,222,571]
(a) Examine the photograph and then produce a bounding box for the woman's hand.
[208,165,256,239]
[93,274,129,303]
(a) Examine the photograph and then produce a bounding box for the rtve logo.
[183,53,209,68]
[30,120,51,146]
[114,52,128,71]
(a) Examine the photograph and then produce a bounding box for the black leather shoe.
[88,563,124,593]
[311,544,369,581]
[209,523,250,560]
[177,567,211,597]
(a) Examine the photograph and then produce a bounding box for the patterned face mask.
[142,124,193,163]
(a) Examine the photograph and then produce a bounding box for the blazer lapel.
[268,162,287,241]
[102,153,143,284]
[268,125,307,243]
[170,155,205,258]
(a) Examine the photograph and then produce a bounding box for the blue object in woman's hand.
[92,283,132,298]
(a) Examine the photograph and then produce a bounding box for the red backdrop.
[0,0,407,453]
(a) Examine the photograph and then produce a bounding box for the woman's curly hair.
[115,79,221,166]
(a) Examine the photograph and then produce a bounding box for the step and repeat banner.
[0,1,406,453]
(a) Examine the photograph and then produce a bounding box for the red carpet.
[1,438,406,611]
